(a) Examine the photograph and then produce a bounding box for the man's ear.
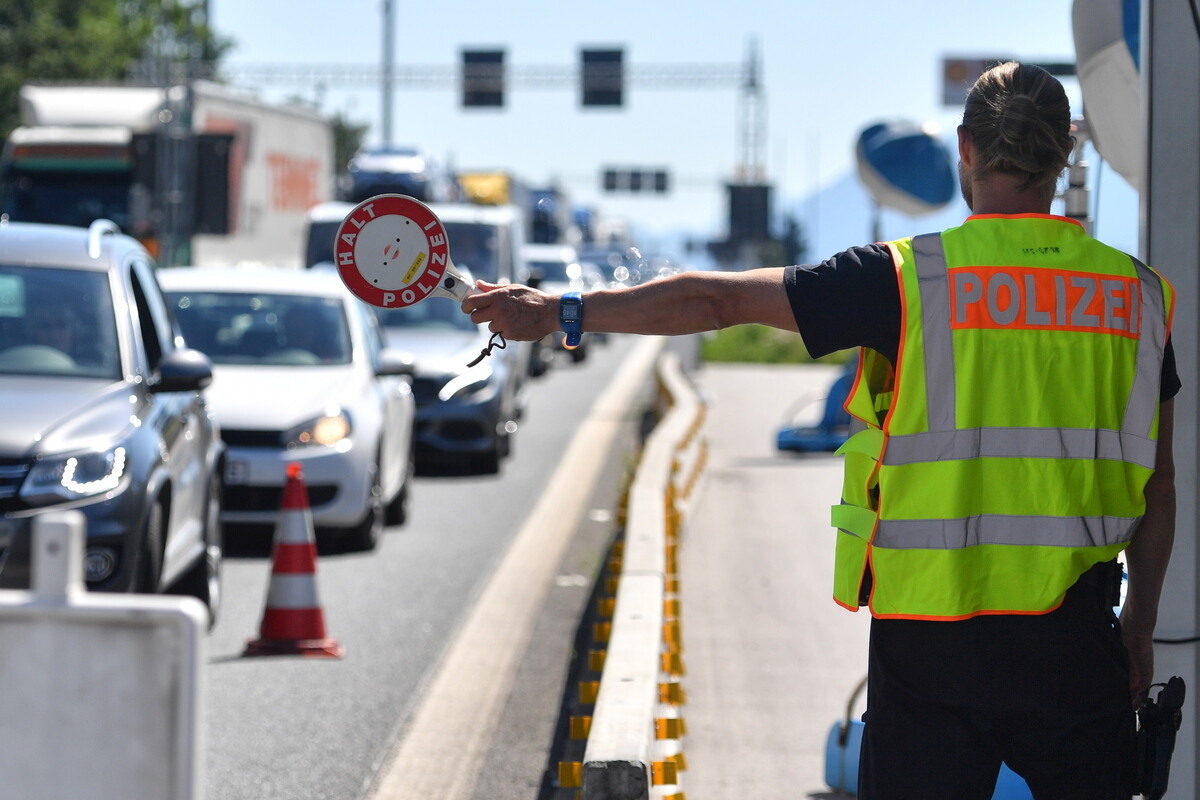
[957,125,974,168]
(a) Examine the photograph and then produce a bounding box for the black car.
[376,298,520,475]
[0,219,224,624]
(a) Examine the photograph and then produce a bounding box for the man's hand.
[462,280,559,342]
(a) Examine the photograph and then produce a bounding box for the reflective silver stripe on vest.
[882,426,1159,470]
[912,233,956,431]
[871,513,1140,550]
[1125,256,1167,438]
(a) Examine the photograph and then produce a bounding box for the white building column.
[1142,2,1200,798]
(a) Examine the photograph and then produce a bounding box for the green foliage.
[700,324,854,365]
[0,0,230,139]
[331,112,369,172]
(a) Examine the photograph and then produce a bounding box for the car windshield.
[444,221,501,284]
[2,169,132,230]
[0,265,121,379]
[305,219,340,268]
[375,298,476,333]
[579,248,640,282]
[528,259,575,284]
[166,290,352,366]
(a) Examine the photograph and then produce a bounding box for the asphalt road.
[202,334,664,800]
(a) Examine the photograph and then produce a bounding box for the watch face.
[561,303,581,321]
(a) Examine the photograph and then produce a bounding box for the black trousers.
[859,561,1135,800]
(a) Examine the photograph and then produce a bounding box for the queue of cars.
[0,206,647,621]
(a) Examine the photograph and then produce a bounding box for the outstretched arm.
[1121,398,1177,708]
[462,267,797,341]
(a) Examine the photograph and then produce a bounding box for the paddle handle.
[431,262,481,303]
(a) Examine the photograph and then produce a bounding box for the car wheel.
[473,439,502,475]
[136,498,165,594]
[175,472,223,629]
[344,456,384,552]
[385,441,414,527]
[498,421,513,460]
[528,343,548,377]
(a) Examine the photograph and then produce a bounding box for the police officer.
[464,62,1178,799]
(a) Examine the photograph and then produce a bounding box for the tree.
[331,112,368,174]
[0,0,230,139]
[780,211,808,266]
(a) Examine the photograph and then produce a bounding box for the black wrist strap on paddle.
[467,332,507,367]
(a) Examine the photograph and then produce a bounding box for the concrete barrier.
[571,351,706,800]
[0,511,207,800]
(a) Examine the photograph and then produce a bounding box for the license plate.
[224,460,249,485]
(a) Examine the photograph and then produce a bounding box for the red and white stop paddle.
[333,194,478,308]
[333,193,504,365]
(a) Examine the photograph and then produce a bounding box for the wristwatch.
[558,291,583,349]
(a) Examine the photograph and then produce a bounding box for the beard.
[958,160,974,211]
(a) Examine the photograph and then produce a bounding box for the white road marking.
[368,336,665,800]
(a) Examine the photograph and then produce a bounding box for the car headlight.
[438,362,494,402]
[283,409,352,449]
[21,446,129,505]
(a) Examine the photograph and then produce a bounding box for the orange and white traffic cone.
[243,462,344,658]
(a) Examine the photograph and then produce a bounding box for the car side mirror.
[151,347,213,393]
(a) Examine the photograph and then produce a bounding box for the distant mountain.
[791,169,972,263]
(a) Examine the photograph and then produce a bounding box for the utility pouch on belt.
[1136,676,1186,800]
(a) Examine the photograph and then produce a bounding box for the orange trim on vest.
[843,345,871,425]
[833,596,862,613]
[866,598,1068,622]
[1166,290,1176,340]
[965,212,1086,228]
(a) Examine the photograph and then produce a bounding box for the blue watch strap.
[559,291,583,348]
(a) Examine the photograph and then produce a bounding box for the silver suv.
[0,219,224,624]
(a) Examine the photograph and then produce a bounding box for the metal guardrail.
[559,350,707,800]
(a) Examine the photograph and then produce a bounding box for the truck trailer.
[1,81,333,268]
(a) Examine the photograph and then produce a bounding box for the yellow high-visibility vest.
[831,214,1175,620]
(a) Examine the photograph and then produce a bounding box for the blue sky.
[209,0,1140,261]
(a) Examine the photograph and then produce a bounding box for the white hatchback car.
[158,266,416,551]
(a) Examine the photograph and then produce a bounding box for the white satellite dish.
[1072,0,1142,191]
[855,121,956,218]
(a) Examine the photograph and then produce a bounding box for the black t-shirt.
[784,244,1181,402]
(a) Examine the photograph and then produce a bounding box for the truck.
[1,81,334,268]
[455,171,579,245]
[345,145,454,204]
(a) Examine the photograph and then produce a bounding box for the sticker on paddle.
[333,193,478,308]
